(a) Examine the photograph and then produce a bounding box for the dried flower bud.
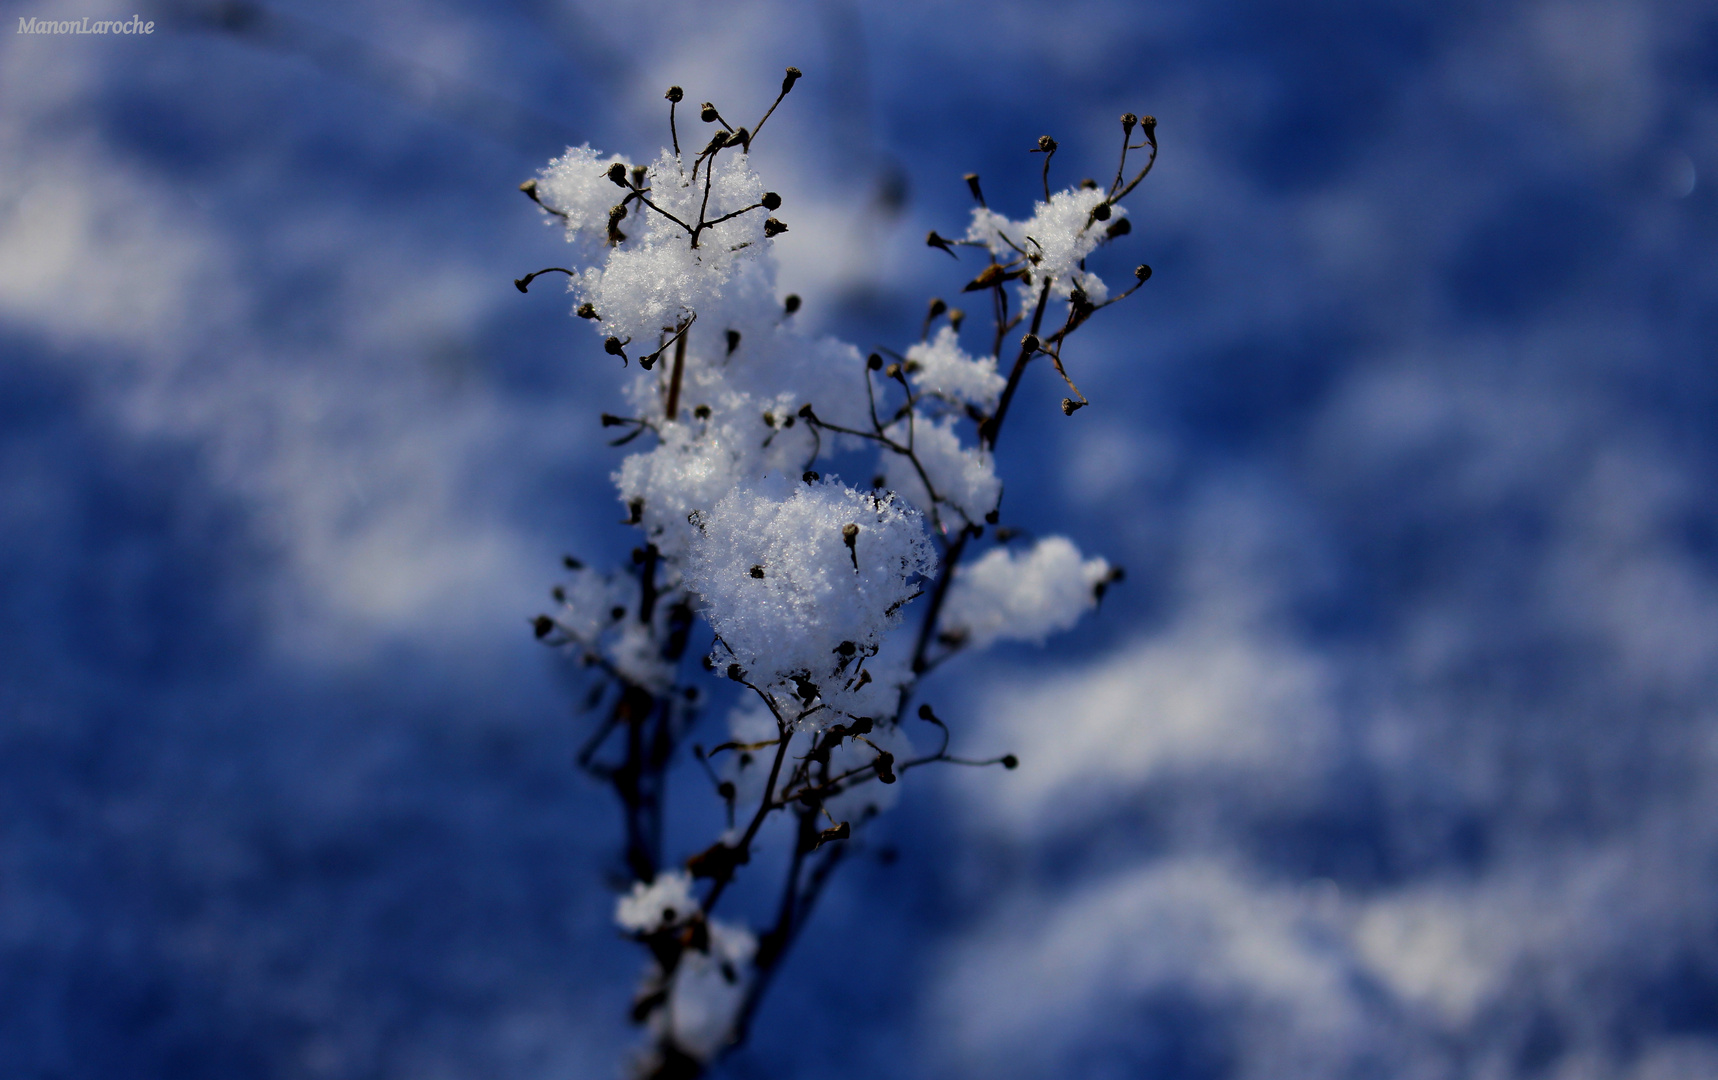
[1035,134,1058,153]
[605,336,627,358]
[875,751,896,784]
[1135,264,1152,282]
[518,178,539,200]
[576,302,599,320]
[1121,111,1138,130]
[783,294,801,314]
[763,217,788,237]
[760,191,782,210]
[700,102,719,123]
[782,66,802,94]
[842,523,860,545]
[666,85,684,102]
[607,161,629,187]
[1021,333,1041,353]
[1061,398,1087,416]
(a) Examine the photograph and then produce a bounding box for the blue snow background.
[2,1,1716,1077]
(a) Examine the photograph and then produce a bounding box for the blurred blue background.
[2,1,1715,1077]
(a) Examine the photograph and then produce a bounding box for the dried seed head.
[631,164,648,186]
[842,523,860,545]
[610,606,627,621]
[604,336,627,357]
[1061,398,1087,416]
[1021,333,1041,353]
[875,751,896,784]
[885,362,901,379]
[760,191,782,210]
[1092,202,1111,221]
[783,294,801,314]
[727,663,745,681]
[763,217,789,237]
[666,85,684,103]
[918,703,936,721]
[1001,754,1019,770]
[607,161,629,187]
[700,102,719,123]
[963,172,985,203]
[947,307,965,331]
[1036,134,1058,153]
[797,403,815,419]
[1106,218,1132,239]
[518,178,539,199]
[532,615,554,639]
[762,411,776,428]
[562,554,583,570]
[726,329,741,355]
[867,353,883,371]
[749,565,765,579]
[693,404,711,420]
[782,66,802,93]
[985,509,1000,525]
[1081,177,1099,189]
[928,297,947,318]
[1121,111,1138,130]
[802,471,820,483]
[576,302,599,320]
[1135,264,1152,282]
[836,640,856,657]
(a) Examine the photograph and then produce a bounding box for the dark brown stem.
[666,324,689,422]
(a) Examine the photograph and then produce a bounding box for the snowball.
[683,475,934,726]
[940,536,1110,648]
[906,326,1005,410]
[665,918,756,1061]
[616,870,697,933]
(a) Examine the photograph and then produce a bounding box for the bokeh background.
[3,0,1716,1077]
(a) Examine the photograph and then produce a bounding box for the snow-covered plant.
[519,69,1156,1079]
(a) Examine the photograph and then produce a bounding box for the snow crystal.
[665,918,756,1061]
[615,870,697,933]
[941,536,1110,648]
[906,326,1006,411]
[881,414,1002,528]
[683,475,934,726]
[964,185,1118,304]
